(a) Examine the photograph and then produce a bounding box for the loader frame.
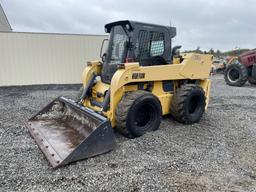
[82,53,212,127]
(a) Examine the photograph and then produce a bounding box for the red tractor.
[224,49,256,86]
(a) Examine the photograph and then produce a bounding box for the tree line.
[183,46,251,57]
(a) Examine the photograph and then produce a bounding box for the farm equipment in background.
[224,49,256,86]
[26,20,213,168]
[211,59,226,75]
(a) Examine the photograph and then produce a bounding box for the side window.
[134,30,165,62]
[149,32,164,57]
[134,30,149,60]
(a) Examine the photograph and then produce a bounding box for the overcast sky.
[1,0,255,51]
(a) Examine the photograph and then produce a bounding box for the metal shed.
[0,32,107,86]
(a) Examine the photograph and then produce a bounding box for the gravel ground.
[1,75,256,192]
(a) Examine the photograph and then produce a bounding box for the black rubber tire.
[115,90,162,138]
[248,77,256,85]
[224,62,248,87]
[170,84,206,124]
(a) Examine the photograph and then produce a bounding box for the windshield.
[101,25,129,83]
[106,25,129,64]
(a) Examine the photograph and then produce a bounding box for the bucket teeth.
[26,97,115,168]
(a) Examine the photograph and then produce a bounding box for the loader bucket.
[26,97,115,168]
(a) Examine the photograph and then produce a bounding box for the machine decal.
[192,54,202,61]
[132,73,145,79]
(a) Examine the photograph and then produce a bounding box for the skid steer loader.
[26,20,213,168]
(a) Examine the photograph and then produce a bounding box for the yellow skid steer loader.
[26,20,212,167]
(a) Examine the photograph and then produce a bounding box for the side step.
[26,97,115,168]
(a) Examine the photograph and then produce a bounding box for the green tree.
[216,49,221,56]
[195,46,202,53]
[209,48,215,55]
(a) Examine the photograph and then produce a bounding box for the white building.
[0,3,12,31]
[0,4,108,86]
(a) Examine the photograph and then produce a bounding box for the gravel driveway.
[1,75,256,192]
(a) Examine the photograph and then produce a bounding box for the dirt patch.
[35,100,97,130]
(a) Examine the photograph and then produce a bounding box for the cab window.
[134,30,165,63]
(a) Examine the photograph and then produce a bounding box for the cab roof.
[104,20,176,38]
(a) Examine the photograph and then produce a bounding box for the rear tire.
[115,90,162,138]
[224,62,248,87]
[248,77,256,85]
[170,84,206,124]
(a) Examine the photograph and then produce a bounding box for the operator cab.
[101,20,176,83]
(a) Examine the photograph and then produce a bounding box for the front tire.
[170,84,206,124]
[115,90,162,138]
[224,62,248,87]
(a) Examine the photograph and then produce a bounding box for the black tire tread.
[248,77,256,85]
[170,84,205,124]
[224,62,248,87]
[115,90,152,138]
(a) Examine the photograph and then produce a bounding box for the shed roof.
[0,3,12,31]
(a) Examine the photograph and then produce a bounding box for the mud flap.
[26,97,115,168]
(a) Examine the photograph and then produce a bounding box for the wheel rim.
[227,68,240,83]
[134,103,154,127]
[188,95,201,114]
